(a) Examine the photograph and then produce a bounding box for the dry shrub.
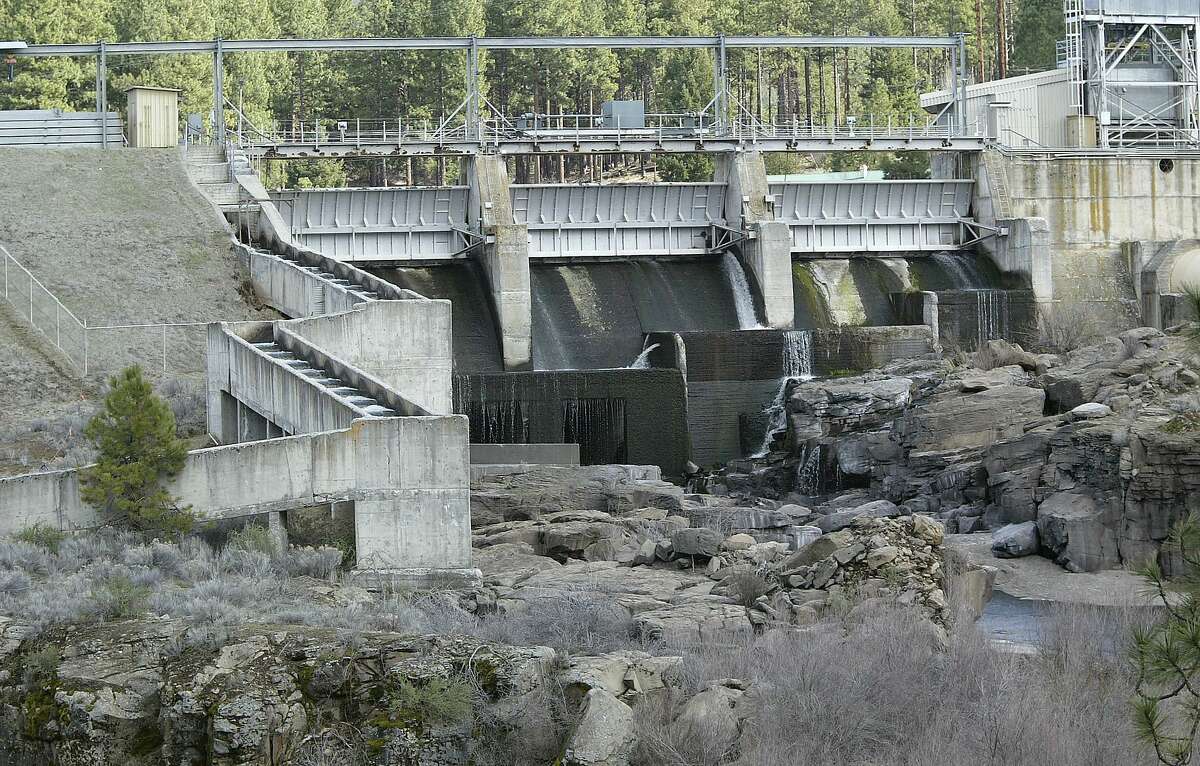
[1032,303,1098,355]
[632,604,1153,766]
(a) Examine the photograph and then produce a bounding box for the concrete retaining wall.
[282,301,453,415]
[972,150,1200,330]
[0,417,473,577]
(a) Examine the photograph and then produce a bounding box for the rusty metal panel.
[511,183,726,257]
[270,187,469,261]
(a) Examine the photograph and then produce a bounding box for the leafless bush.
[1031,303,1099,355]
[159,378,206,437]
[278,546,344,579]
[723,571,772,608]
[477,587,642,655]
[631,603,1151,766]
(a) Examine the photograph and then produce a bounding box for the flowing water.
[530,260,741,370]
[721,252,763,329]
[627,340,661,369]
[752,330,814,457]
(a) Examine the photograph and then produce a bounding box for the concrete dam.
[261,160,1033,475]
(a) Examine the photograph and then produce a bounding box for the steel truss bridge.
[4,35,989,156]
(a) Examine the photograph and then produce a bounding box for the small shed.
[125,86,180,148]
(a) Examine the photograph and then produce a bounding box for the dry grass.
[632,602,1158,766]
[0,528,1166,765]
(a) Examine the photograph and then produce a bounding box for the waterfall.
[782,329,813,379]
[795,443,822,495]
[975,289,1009,347]
[751,330,814,457]
[721,253,763,330]
[627,341,661,369]
[930,252,984,289]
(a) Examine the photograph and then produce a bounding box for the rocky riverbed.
[4,326,1195,764]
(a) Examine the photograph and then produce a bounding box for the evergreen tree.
[1131,513,1200,765]
[80,366,193,535]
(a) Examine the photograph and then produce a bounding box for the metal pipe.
[13,35,964,58]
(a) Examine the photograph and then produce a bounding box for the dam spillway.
[530,258,746,371]
[262,162,1034,474]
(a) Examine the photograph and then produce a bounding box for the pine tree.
[1132,513,1200,765]
[80,366,193,535]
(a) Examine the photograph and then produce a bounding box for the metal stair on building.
[251,341,398,417]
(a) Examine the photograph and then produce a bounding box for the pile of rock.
[764,514,948,625]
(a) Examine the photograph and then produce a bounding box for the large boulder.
[562,688,636,766]
[667,680,751,761]
[813,499,901,533]
[991,521,1039,558]
[975,340,1042,372]
[1036,492,1120,572]
[788,375,915,441]
[895,385,1046,452]
[671,528,722,559]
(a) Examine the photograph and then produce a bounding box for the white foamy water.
[627,341,661,369]
[721,253,763,329]
[752,330,814,457]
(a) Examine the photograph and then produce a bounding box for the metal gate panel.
[512,183,726,257]
[770,180,973,253]
[270,187,468,261]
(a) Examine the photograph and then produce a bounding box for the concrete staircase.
[286,257,382,304]
[252,341,399,417]
[183,144,244,213]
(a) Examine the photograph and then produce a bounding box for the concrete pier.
[717,151,795,329]
[467,155,532,371]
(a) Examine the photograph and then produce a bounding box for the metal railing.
[1,244,259,378]
[244,112,985,150]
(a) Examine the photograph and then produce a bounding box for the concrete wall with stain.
[972,150,1200,331]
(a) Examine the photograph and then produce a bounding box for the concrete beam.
[0,418,478,588]
[467,154,532,371]
[716,151,794,329]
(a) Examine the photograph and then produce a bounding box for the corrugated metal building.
[921,69,1076,148]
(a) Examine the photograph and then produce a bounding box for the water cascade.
[752,330,814,457]
[627,341,662,369]
[721,253,763,329]
[795,442,823,495]
[975,289,1010,346]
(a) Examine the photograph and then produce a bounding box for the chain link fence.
[1,244,261,379]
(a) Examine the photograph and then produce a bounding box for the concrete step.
[185,146,226,161]
[200,182,242,205]
[188,162,229,183]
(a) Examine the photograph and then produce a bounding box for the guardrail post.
[162,325,168,373]
[83,323,89,376]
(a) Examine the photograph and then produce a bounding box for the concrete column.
[716,151,794,329]
[205,324,237,443]
[348,417,480,589]
[991,217,1053,307]
[466,155,532,371]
